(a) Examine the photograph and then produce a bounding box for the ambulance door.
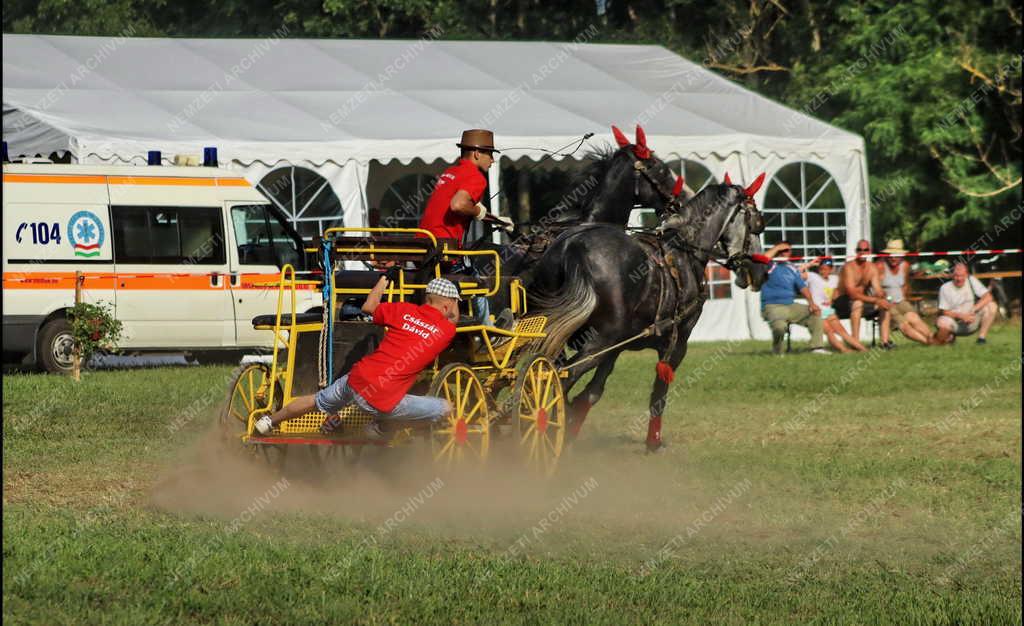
[109,205,235,348]
[227,203,307,346]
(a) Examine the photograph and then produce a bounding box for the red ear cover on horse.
[672,176,685,197]
[723,172,732,185]
[612,125,630,148]
[633,124,651,159]
[744,173,766,197]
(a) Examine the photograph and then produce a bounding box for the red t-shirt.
[417,158,488,244]
[347,302,456,413]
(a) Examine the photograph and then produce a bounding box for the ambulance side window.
[231,204,300,268]
[111,206,225,264]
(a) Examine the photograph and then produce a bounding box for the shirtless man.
[832,239,891,340]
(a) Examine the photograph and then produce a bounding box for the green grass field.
[4,325,1022,625]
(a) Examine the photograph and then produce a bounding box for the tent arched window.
[761,162,847,259]
[377,172,439,229]
[257,167,343,239]
[667,158,718,194]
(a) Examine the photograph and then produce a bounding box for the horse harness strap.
[634,233,706,353]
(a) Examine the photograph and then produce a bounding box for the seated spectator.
[876,239,935,347]
[760,242,826,355]
[803,258,868,353]
[934,262,998,345]
[833,239,891,339]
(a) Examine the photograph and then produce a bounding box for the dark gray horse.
[528,175,770,451]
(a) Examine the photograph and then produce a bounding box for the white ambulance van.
[2,161,321,372]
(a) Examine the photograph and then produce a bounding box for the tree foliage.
[4,0,1019,248]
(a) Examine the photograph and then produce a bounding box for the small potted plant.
[67,301,123,379]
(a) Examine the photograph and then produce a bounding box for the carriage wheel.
[221,363,287,470]
[513,356,566,477]
[428,363,491,468]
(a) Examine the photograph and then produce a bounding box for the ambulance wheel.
[37,317,76,375]
[192,350,246,366]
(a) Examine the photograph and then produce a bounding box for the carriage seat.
[334,270,387,290]
[251,311,323,328]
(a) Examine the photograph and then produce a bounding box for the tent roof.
[2,33,863,166]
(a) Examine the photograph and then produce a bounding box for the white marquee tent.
[3,33,871,341]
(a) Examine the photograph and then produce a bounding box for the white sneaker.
[811,348,831,355]
[254,414,273,435]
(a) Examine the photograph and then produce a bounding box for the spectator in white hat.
[254,274,460,440]
[876,239,935,347]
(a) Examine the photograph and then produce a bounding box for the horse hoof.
[645,441,665,454]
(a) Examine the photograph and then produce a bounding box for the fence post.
[72,271,83,381]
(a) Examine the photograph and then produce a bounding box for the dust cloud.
[150,413,762,557]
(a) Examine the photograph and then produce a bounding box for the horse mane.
[555,145,621,215]
[675,183,734,218]
[661,184,739,245]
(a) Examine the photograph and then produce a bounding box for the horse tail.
[531,262,598,358]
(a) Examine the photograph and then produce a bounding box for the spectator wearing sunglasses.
[834,239,891,340]
[760,242,827,355]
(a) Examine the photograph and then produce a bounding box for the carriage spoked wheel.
[221,363,287,470]
[428,363,491,468]
[513,356,566,477]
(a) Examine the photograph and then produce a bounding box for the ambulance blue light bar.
[203,146,218,167]
[147,150,161,165]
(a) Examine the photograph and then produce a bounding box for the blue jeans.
[450,258,492,326]
[315,374,450,422]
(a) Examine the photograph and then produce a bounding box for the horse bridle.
[659,193,766,271]
[711,196,766,269]
[634,155,769,270]
[632,158,684,212]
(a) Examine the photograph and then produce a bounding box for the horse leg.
[646,342,689,452]
[566,353,618,440]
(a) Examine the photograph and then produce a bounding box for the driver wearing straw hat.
[254,274,460,441]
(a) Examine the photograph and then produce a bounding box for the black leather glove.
[384,265,402,284]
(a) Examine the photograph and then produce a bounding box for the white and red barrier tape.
[768,248,1022,263]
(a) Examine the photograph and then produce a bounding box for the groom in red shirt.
[254,274,460,439]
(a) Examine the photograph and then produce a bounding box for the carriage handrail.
[442,248,502,297]
[257,263,300,431]
[321,226,439,247]
[456,324,547,369]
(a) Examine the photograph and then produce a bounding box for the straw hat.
[883,239,908,254]
[456,129,500,153]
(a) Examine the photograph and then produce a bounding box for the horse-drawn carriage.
[221,227,569,475]
[222,125,772,467]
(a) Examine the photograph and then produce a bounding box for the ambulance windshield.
[231,204,301,269]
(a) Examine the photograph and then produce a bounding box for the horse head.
[581,124,682,222]
[656,172,769,291]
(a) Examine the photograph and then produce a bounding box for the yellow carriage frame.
[224,226,568,475]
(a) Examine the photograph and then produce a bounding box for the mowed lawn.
[3,324,1021,625]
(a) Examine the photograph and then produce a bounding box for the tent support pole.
[489,157,502,245]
